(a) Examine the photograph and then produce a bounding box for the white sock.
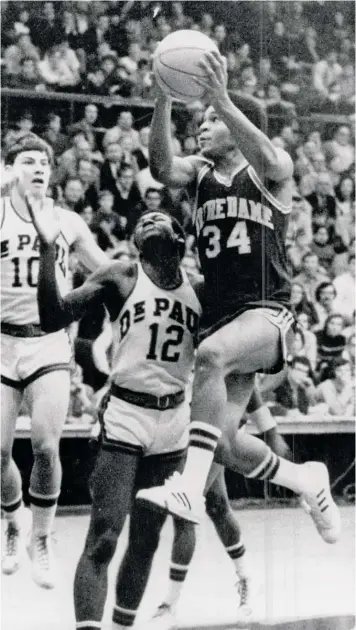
[31,503,57,537]
[183,422,222,494]
[270,458,307,495]
[164,562,189,609]
[3,499,24,530]
[225,541,250,578]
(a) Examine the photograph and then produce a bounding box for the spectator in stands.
[238,65,258,97]
[294,251,330,302]
[141,188,163,214]
[269,21,290,79]
[264,84,296,117]
[112,164,142,236]
[29,1,59,53]
[306,172,336,235]
[77,158,99,210]
[287,227,312,274]
[335,176,355,247]
[316,313,347,377]
[315,357,355,417]
[4,33,40,77]
[69,104,99,153]
[61,177,87,214]
[333,252,356,321]
[118,135,140,174]
[296,312,317,371]
[283,1,308,42]
[273,356,316,416]
[132,126,150,171]
[314,282,339,331]
[100,142,123,195]
[290,281,319,328]
[41,113,68,157]
[82,12,110,56]
[256,57,279,93]
[299,152,327,197]
[119,42,144,80]
[170,2,193,31]
[4,111,34,148]
[91,190,126,251]
[312,50,343,100]
[185,101,205,139]
[311,226,348,277]
[136,163,165,198]
[78,205,94,228]
[212,24,230,56]
[295,140,319,179]
[182,136,198,156]
[56,130,92,183]
[103,110,140,150]
[5,56,44,90]
[130,59,154,99]
[37,44,81,90]
[200,13,214,37]
[323,125,355,177]
[11,7,31,38]
[286,192,312,246]
[344,334,355,372]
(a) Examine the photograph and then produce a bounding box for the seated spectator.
[212,24,231,55]
[136,165,165,198]
[29,0,59,54]
[294,251,330,302]
[170,2,193,31]
[91,190,126,251]
[256,57,279,95]
[68,104,99,153]
[141,188,164,214]
[323,125,355,178]
[132,126,150,171]
[333,252,356,321]
[41,113,68,158]
[4,33,40,77]
[11,7,31,38]
[269,21,290,79]
[316,313,347,379]
[37,45,80,90]
[5,56,44,90]
[103,110,140,150]
[61,178,87,214]
[273,356,316,416]
[314,281,339,331]
[287,227,312,273]
[56,130,92,184]
[200,12,214,37]
[100,142,123,193]
[238,65,258,97]
[112,164,142,236]
[294,140,319,179]
[315,357,355,417]
[87,53,125,95]
[290,281,319,328]
[306,172,336,235]
[335,175,355,247]
[344,334,355,373]
[82,12,111,57]
[296,312,318,370]
[118,42,144,78]
[4,111,34,148]
[312,50,343,100]
[130,58,154,99]
[299,152,327,197]
[311,226,347,277]
[78,205,95,228]
[77,158,99,210]
[286,192,313,246]
[118,135,140,174]
[264,84,296,117]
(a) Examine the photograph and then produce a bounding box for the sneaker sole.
[136,497,200,524]
[2,563,20,576]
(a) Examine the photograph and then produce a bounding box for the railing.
[1,88,352,135]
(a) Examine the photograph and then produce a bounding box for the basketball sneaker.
[300,462,341,544]
[2,507,32,575]
[148,603,178,630]
[235,576,253,627]
[136,472,205,524]
[27,534,56,589]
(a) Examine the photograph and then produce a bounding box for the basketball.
[153,30,219,102]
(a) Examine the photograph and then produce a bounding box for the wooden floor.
[1,506,355,630]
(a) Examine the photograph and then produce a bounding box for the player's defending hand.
[25,193,61,246]
[196,50,228,104]
[1,168,18,196]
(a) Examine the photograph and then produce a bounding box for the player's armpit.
[38,247,112,333]
[152,155,203,188]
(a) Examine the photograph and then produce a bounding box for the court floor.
[1,506,355,630]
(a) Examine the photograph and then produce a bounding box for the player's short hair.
[228,91,268,134]
[5,132,53,166]
[134,210,186,259]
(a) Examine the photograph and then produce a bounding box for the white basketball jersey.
[1,197,75,325]
[111,263,202,396]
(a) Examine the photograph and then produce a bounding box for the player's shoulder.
[187,155,213,176]
[92,259,137,283]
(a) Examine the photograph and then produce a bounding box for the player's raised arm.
[196,51,293,183]
[149,86,202,188]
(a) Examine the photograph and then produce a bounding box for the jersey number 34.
[203,221,251,258]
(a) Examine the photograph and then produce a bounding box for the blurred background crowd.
[1,0,355,423]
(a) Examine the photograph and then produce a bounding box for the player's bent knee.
[195,340,226,373]
[31,443,60,464]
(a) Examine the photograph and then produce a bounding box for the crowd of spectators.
[1,0,355,115]
[1,1,354,423]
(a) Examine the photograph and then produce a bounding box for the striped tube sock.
[1,495,23,529]
[225,541,249,578]
[163,562,189,609]
[246,450,306,495]
[112,605,137,630]
[29,490,59,537]
[76,622,102,629]
[182,422,222,494]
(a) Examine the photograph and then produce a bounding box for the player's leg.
[113,451,196,630]
[25,368,71,588]
[74,446,140,630]
[1,381,30,574]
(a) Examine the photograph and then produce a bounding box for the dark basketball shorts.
[198,300,297,375]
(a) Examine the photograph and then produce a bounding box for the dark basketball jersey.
[193,160,292,326]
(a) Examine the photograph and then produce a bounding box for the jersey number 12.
[146,323,184,363]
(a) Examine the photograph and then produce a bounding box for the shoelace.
[5,526,19,557]
[154,603,171,618]
[35,536,50,571]
[237,577,249,607]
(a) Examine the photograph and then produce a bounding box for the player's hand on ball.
[25,193,61,245]
[196,50,228,103]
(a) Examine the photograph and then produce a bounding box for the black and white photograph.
[1,1,355,629]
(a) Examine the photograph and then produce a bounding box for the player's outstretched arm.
[149,86,202,188]
[69,211,109,271]
[196,52,293,183]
